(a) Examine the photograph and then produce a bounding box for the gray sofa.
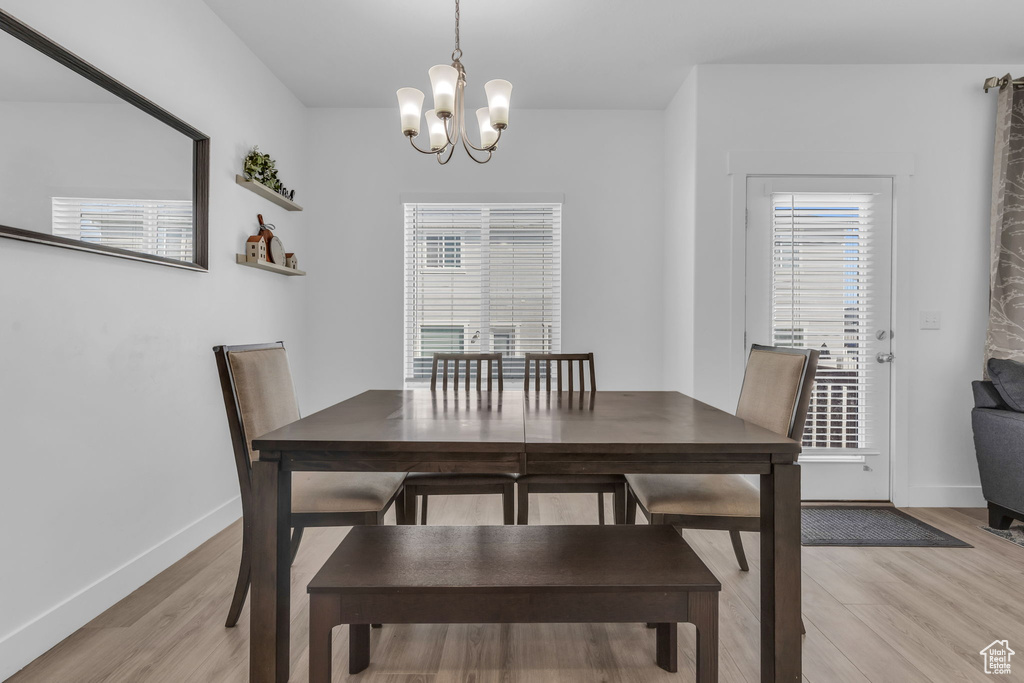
[972,379,1024,528]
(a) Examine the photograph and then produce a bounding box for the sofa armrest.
[973,380,1010,410]
[973,408,1024,516]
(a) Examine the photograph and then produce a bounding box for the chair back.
[524,353,596,392]
[735,344,819,441]
[213,342,301,511]
[431,352,503,391]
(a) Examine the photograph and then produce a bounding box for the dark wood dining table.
[250,390,803,683]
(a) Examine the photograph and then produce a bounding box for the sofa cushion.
[987,358,1024,412]
[973,380,1011,410]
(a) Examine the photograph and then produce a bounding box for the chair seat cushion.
[405,472,517,487]
[517,473,624,485]
[292,472,407,514]
[625,473,759,517]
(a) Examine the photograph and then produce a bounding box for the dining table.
[249,389,803,683]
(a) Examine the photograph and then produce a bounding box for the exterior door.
[746,176,893,500]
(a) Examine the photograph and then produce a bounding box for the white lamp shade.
[476,107,498,148]
[397,87,425,135]
[429,64,459,116]
[425,109,448,151]
[484,79,512,127]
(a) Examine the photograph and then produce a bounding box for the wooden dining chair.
[625,344,819,571]
[516,353,626,525]
[214,342,408,628]
[405,353,516,525]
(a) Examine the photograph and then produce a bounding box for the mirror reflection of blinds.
[52,197,194,262]
[771,193,874,450]
[404,203,562,386]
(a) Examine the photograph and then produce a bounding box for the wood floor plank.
[7,503,1022,683]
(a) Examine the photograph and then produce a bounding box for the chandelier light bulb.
[396,87,425,136]
[476,108,498,148]
[425,110,448,151]
[429,65,459,116]
[484,79,512,128]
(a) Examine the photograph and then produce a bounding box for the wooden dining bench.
[307,525,720,682]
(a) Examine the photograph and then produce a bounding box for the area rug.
[981,523,1024,548]
[801,506,971,547]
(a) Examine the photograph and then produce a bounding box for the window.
[404,203,561,386]
[771,192,875,450]
[425,235,462,269]
[52,197,194,262]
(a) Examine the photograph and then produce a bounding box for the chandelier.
[396,0,512,164]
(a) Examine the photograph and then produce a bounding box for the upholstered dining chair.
[213,342,407,627]
[516,353,627,525]
[404,353,516,525]
[625,344,819,571]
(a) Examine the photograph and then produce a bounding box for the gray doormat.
[981,524,1024,548]
[801,506,971,547]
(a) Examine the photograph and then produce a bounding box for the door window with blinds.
[404,203,561,386]
[746,177,893,477]
[52,197,194,262]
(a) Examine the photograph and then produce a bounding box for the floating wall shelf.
[235,254,306,276]
[235,174,304,211]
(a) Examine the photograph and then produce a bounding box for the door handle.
[876,352,895,364]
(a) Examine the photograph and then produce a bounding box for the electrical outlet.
[919,310,941,330]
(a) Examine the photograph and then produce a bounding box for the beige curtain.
[985,75,1024,371]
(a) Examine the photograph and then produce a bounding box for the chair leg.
[729,529,749,571]
[598,492,606,525]
[349,624,371,674]
[517,482,530,525]
[399,488,416,525]
[625,488,637,525]
[420,494,429,525]
[224,521,251,628]
[502,482,515,525]
[612,483,626,525]
[393,488,406,525]
[289,526,304,565]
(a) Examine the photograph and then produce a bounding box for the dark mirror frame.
[0,9,209,271]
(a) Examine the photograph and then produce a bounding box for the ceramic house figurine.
[285,253,298,269]
[246,234,268,262]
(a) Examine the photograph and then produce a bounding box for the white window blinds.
[771,193,875,450]
[52,197,194,262]
[404,203,562,386]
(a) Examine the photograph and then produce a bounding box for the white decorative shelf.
[235,174,304,211]
[235,254,306,276]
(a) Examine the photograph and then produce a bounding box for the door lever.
[876,352,895,364]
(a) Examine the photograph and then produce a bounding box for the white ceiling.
[204,0,1024,109]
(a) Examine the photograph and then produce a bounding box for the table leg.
[655,622,677,672]
[250,459,291,683]
[760,463,801,683]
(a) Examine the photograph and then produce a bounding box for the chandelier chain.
[452,0,462,62]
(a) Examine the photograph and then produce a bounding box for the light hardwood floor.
[7,498,1024,682]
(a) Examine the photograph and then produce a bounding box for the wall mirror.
[0,10,209,271]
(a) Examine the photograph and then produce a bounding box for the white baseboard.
[907,485,986,508]
[0,496,242,681]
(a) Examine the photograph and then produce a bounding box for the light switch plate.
[919,310,941,330]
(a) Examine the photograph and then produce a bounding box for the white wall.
[0,1,308,677]
[300,108,666,412]
[662,69,698,394]
[667,63,1006,506]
